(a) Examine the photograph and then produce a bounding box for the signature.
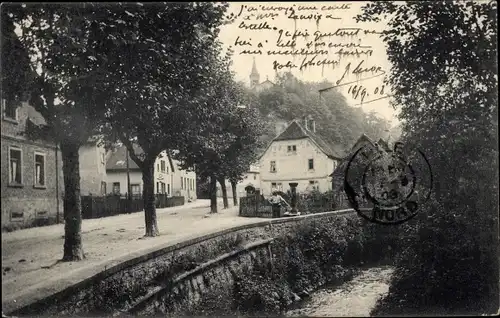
[336,60,385,86]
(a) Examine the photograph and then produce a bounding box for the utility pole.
[126,147,132,213]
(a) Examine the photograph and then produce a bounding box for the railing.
[81,194,185,219]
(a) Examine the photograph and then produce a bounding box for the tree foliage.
[4,3,117,260]
[174,56,265,212]
[92,2,230,235]
[247,72,391,151]
[356,1,498,314]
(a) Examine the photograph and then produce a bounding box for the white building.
[216,164,261,200]
[258,117,344,196]
[80,144,196,201]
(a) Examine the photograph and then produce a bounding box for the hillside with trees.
[243,72,392,155]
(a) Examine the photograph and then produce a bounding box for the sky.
[218,2,400,127]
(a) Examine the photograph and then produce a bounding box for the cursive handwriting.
[336,60,386,85]
[228,2,388,96]
[348,84,389,104]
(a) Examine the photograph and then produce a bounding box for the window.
[34,152,46,187]
[254,174,257,180]
[131,184,141,194]
[157,163,160,171]
[166,165,169,174]
[156,182,160,193]
[270,161,276,172]
[308,159,314,170]
[181,177,184,189]
[277,183,283,191]
[287,145,297,152]
[271,182,277,190]
[112,182,120,194]
[309,180,319,191]
[160,160,166,173]
[160,182,166,194]
[101,181,107,195]
[2,99,19,121]
[9,147,22,184]
[167,183,170,195]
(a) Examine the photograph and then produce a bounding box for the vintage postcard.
[1,1,498,317]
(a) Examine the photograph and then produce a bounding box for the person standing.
[268,189,290,218]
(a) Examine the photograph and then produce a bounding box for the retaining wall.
[9,209,390,316]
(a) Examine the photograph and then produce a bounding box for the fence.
[82,194,185,219]
[239,194,286,218]
[239,190,353,218]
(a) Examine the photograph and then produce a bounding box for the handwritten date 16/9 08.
[348,85,385,104]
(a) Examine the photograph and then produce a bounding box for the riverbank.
[286,266,394,317]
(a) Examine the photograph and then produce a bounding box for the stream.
[285,266,394,317]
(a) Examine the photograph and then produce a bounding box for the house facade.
[258,118,344,196]
[1,99,64,228]
[216,164,261,200]
[80,144,197,201]
[79,141,110,196]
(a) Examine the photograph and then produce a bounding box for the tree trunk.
[218,177,229,209]
[142,160,159,236]
[210,175,218,213]
[231,180,238,206]
[60,142,85,261]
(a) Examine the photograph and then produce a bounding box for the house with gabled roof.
[258,116,345,196]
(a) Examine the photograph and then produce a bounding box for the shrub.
[371,197,499,316]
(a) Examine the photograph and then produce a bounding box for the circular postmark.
[344,141,432,225]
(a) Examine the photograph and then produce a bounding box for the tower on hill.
[249,57,260,88]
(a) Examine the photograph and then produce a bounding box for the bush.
[371,196,499,316]
[175,214,400,316]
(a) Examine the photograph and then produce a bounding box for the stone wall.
[9,209,389,317]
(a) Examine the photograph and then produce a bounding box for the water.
[285,266,394,317]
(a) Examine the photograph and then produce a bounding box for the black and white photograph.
[1,1,498,317]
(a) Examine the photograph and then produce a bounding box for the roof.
[352,133,376,151]
[106,144,177,172]
[260,77,274,85]
[330,134,390,190]
[263,120,345,160]
[378,138,391,151]
[106,144,142,171]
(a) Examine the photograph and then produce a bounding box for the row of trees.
[357,0,498,314]
[2,3,263,261]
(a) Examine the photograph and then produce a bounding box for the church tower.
[249,57,260,88]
